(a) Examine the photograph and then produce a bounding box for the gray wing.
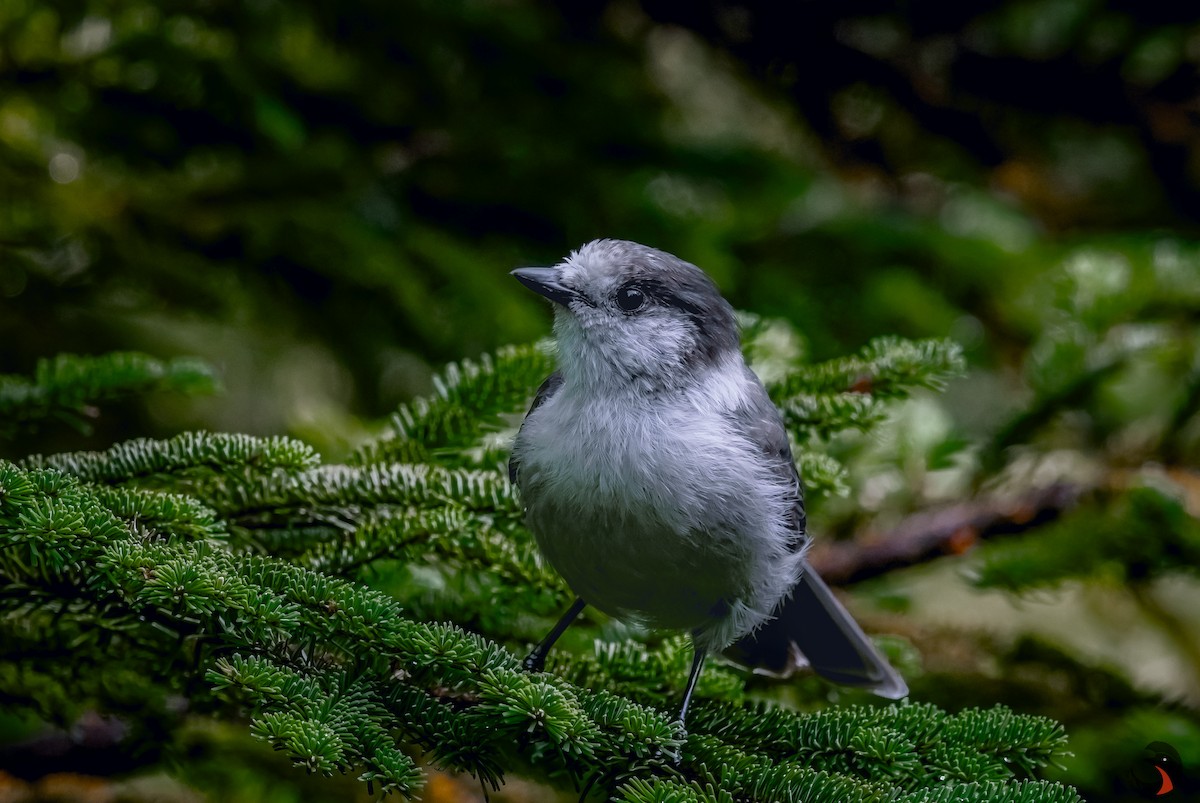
[724,368,908,699]
[725,365,807,548]
[508,371,564,486]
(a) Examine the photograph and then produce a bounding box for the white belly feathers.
[514,383,802,651]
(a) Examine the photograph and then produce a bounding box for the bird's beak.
[511,267,577,307]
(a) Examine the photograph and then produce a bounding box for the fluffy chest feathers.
[519,381,749,531]
[512,371,802,646]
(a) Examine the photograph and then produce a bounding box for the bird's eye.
[616,286,646,312]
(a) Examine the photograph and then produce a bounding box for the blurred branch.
[811,482,1089,585]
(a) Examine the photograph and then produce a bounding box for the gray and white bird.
[508,239,907,724]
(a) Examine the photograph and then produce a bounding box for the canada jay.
[508,239,907,724]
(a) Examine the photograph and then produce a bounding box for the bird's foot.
[665,718,689,767]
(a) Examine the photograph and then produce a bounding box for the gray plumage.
[509,239,907,713]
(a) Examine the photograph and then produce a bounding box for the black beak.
[511,267,577,307]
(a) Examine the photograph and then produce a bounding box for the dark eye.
[616,286,646,312]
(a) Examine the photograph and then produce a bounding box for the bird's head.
[512,239,739,393]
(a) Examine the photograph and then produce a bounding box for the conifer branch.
[1,451,1076,799]
[353,344,555,467]
[780,393,886,440]
[0,353,217,438]
[20,431,319,484]
[771,337,965,401]
[0,340,1080,801]
[755,333,965,501]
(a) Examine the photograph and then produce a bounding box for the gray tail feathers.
[723,558,909,699]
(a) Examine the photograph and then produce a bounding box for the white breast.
[513,370,803,650]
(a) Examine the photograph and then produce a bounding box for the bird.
[507,239,907,725]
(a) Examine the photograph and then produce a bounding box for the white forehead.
[558,239,645,293]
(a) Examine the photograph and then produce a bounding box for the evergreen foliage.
[0,352,217,438]
[0,343,1077,799]
[352,343,557,467]
[974,481,1200,591]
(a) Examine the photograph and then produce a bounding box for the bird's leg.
[676,643,707,726]
[523,597,586,672]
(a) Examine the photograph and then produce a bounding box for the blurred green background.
[2,0,1200,800]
